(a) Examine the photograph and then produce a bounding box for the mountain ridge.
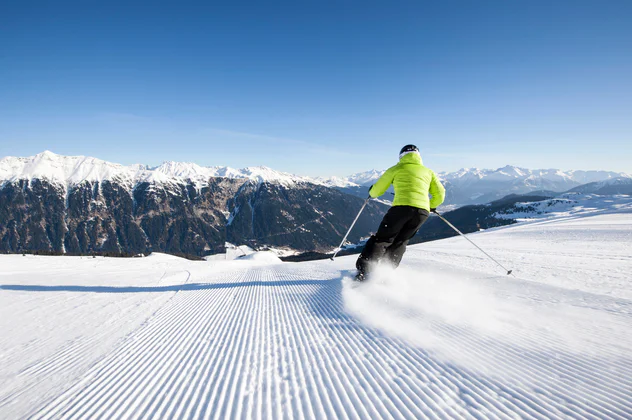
[2,152,629,196]
[0,151,319,189]
[0,151,388,257]
[322,165,630,187]
[323,166,630,205]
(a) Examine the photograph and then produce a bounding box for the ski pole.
[331,197,370,261]
[432,210,513,276]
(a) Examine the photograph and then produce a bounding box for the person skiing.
[355,144,445,281]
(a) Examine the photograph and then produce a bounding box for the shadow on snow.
[0,279,332,294]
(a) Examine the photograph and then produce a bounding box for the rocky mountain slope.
[0,152,388,256]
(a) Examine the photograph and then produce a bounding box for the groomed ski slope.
[1,212,631,419]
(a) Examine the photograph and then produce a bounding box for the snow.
[319,166,631,202]
[571,176,632,193]
[0,151,147,187]
[0,151,320,188]
[494,193,632,221]
[3,152,630,197]
[155,163,318,187]
[1,210,632,418]
[223,243,256,260]
[345,169,386,186]
[319,169,386,187]
[314,175,360,188]
[567,170,630,184]
[438,166,630,186]
[237,251,283,263]
[434,166,631,196]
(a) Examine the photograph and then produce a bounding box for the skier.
[355,144,445,281]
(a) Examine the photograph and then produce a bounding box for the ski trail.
[24,260,631,419]
[0,268,190,415]
[341,268,632,419]
[3,213,630,419]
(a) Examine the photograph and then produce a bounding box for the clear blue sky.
[1,0,631,176]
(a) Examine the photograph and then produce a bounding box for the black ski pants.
[356,205,429,274]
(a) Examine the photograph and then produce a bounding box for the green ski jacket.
[369,152,445,211]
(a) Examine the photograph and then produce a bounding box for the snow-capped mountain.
[439,166,630,205]
[0,151,387,257]
[153,161,318,187]
[344,169,386,186]
[7,153,627,206]
[567,177,632,195]
[318,169,385,188]
[0,151,317,188]
[492,193,632,221]
[439,166,627,188]
[323,165,630,205]
[2,151,630,257]
[0,150,148,186]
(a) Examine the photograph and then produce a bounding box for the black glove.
[430,208,437,213]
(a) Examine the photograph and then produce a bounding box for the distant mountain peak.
[37,150,58,158]
[3,152,630,205]
[0,151,319,188]
[322,165,630,205]
[495,165,528,176]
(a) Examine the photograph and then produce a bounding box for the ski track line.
[28,262,632,420]
[70,273,202,416]
[284,269,486,419]
[201,270,259,420]
[63,272,244,419]
[146,275,238,419]
[289,275,383,419]
[352,279,632,419]
[273,276,335,419]
[188,270,261,419]
[153,273,240,420]
[157,270,250,418]
[17,286,178,378]
[0,272,186,412]
[106,274,233,418]
[380,283,632,397]
[300,279,426,419]
[319,283,477,420]
[346,272,632,419]
[275,273,373,420]
[227,270,266,420]
[273,275,329,420]
[428,303,632,413]
[358,282,630,418]
[30,269,236,419]
[284,269,380,419]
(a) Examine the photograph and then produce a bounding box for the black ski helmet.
[399,144,419,159]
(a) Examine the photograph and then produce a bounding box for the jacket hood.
[399,152,423,165]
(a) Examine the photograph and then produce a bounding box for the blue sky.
[1,0,631,176]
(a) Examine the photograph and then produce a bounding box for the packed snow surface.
[1,213,631,419]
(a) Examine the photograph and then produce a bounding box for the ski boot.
[354,270,367,282]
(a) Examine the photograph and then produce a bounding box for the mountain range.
[321,166,631,205]
[0,151,387,257]
[1,151,630,257]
